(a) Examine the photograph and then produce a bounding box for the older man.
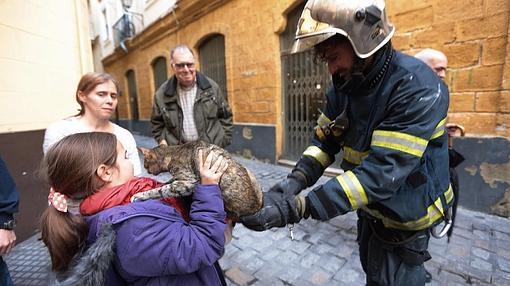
[151,45,233,148]
[414,48,448,80]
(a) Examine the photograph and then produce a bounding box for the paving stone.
[332,266,364,284]
[249,237,274,252]
[437,269,470,285]
[242,256,266,274]
[447,243,471,258]
[319,255,346,273]
[473,236,492,250]
[308,269,333,285]
[492,270,510,286]
[472,247,492,260]
[497,257,510,273]
[279,266,303,284]
[225,267,256,286]
[470,257,493,271]
[251,278,285,286]
[299,252,321,268]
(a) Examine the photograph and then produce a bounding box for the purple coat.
[82,184,227,286]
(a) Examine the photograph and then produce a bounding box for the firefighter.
[241,0,452,285]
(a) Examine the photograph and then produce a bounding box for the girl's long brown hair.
[40,132,117,272]
[75,72,120,116]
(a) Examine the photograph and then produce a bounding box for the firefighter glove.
[269,174,307,196]
[241,191,307,231]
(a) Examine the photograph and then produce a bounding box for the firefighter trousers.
[357,210,432,286]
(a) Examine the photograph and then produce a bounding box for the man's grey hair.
[170,44,194,61]
[414,48,447,63]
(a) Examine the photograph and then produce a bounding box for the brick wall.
[103,0,510,139]
[387,0,510,137]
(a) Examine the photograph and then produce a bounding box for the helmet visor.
[291,32,336,54]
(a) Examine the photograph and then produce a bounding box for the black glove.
[241,191,307,231]
[269,173,307,196]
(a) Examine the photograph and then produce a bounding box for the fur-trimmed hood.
[55,224,116,286]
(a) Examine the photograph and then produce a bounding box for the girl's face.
[113,143,134,185]
[78,80,118,120]
[102,143,134,188]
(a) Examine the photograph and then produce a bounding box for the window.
[199,34,228,99]
[152,57,168,91]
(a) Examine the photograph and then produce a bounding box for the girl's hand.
[198,149,228,185]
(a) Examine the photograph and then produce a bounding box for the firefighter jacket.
[151,72,233,148]
[295,46,452,231]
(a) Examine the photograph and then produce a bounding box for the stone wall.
[387,0,510,137]
[103,0,510,139]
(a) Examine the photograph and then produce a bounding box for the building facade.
[99,0,510,215]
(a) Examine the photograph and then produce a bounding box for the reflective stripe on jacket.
[300,49,451,231]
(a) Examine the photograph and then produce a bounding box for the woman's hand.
[198,149,228,185]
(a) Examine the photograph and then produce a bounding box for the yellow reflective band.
[317,113,331,127]
[335,171,368,210]
[431,117,447,139]
[372,130,428,157]
[303,146,332,168]
[361,185,454,230]
[343,146,369,165]
[444,184,454,203]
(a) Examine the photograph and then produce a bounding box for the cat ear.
[96,164,113,182]
[138,147,149,157]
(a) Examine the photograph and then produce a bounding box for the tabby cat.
[134,141,263,219]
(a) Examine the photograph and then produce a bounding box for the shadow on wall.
[453,137,510,217]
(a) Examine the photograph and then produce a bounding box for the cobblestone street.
[5,135,510,285]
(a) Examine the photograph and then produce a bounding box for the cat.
[134,141,263,219]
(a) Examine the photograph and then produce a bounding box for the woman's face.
[79,80,118,120]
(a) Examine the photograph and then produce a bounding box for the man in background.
[151,44,233,148]
[414,48,448,81]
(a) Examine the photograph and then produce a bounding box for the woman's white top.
[42,116,142,176]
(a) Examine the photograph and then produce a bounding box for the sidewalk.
[5,135,510,285]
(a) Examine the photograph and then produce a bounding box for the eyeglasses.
[174,62,195,69]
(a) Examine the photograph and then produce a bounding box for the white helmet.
[291,0,395,58]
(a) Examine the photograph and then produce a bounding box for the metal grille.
[280,2,332,163]
[281,51,331,161]
[199,34,228,99]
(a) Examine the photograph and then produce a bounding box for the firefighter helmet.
[291,0,395,58]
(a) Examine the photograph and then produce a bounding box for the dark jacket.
[56,185,227,286]
[151,72,233,148]
[295,47,452,231]
[0,156,19,226]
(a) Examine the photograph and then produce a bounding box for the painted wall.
[0,0,93,241]
[0,0,93,133]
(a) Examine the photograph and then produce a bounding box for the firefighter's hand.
[241,192,306,231]
[269,176,306,196]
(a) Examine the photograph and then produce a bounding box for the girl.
[40,132,228,285]
[42,72,142,175]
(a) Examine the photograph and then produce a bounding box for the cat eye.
[124,150,130,159]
